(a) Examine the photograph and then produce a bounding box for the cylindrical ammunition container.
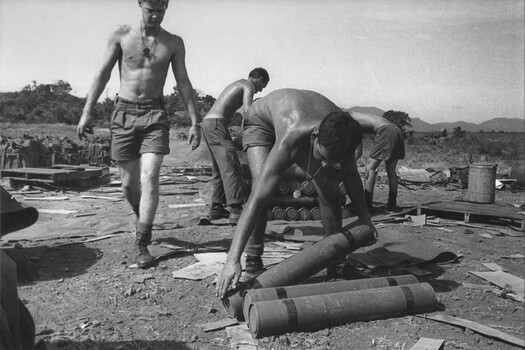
[270,206,286,220]
[290,181,302,194]
[310,207,321,220]
[269,196,318,208]
[242,275,419,322]
[298,207,311,221]
[285,206,299,221]
[301,181,316,195]
[248,283,437,337]
[222,220,375,320]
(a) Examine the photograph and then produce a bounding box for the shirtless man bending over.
[202,68,269,224]
[77,0,201,268]
[216,88,377,298]
[353,113,405,211]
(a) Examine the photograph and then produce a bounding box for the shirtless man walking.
[77,0,201,268]
[216,89,377,298]
[202,68,269,224]
[353,113,405,211]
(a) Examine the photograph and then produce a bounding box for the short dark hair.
[318,111,362,161]
[249,68,270,83]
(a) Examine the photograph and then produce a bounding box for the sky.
[0,0,523,124]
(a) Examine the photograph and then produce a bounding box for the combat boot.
[209,203,230,221]
[135,223,154,268]
[386,191,398,211]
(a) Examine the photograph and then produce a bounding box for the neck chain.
[293,136,325,198]
[141,22,160,58]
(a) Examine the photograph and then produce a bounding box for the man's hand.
[366,219,379,245]
[215,259,242,299]
[77,117,94,141]
[188,125,202,150]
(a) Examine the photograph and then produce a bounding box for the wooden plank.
[410,338,444,350]
[419,313,525,348]
[419,200,524,221]
[469,270,525,297]
[419,201,524,231]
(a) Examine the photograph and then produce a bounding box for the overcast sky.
[1,0,523,124]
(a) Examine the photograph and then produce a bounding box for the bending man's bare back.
[216,88,377,298]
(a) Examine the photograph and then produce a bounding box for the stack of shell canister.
[259,166,350,221]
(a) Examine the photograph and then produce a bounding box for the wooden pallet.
[417,200,524,231]
[1,165,110,188]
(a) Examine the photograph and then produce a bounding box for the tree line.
[0,80,216,128]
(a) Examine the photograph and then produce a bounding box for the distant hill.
[346,106,385,117]
[344,106,523,133]
[412,117,524,133]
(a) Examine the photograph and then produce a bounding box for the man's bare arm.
[342,155,372,222]
[216,143,294,298]
[241,81,256,116]
[171,37,201,150]
[77,28,122,140]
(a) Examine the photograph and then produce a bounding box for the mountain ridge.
[345,106,524,133]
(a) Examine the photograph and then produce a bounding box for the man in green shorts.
[77,0,201,268]
[353,113,405,211]
[202,68,269,224]
[215,89,377,298]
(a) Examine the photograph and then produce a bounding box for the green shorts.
[110,97,170,161]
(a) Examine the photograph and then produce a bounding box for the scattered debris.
[168,203,207,209]
[79,194,123,202]
[171,262,222,280]
[409,337,444,350]
[132,274,154,284]
[501,254,525,259]
[197,318,239,332]
[405,214,427,226]
[23,196,69,201]
[481,263,505,271]
[225,324,257,350]
[38,209,78,214]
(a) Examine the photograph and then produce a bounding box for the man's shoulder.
[112,24,134,36]
[162,29,184,45]
[230,79,253,90]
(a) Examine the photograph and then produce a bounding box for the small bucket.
[468,162,497,204]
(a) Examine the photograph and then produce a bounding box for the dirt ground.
[1,136,524,350]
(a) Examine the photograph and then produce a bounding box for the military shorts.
[110,97,170,161]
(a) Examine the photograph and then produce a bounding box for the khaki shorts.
[368,124,405,161]
[242,111,275,151]
[110,97,170,161]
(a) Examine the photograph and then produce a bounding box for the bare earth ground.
[1,130,524,350]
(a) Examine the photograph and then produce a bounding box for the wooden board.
[417,200,524,231]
